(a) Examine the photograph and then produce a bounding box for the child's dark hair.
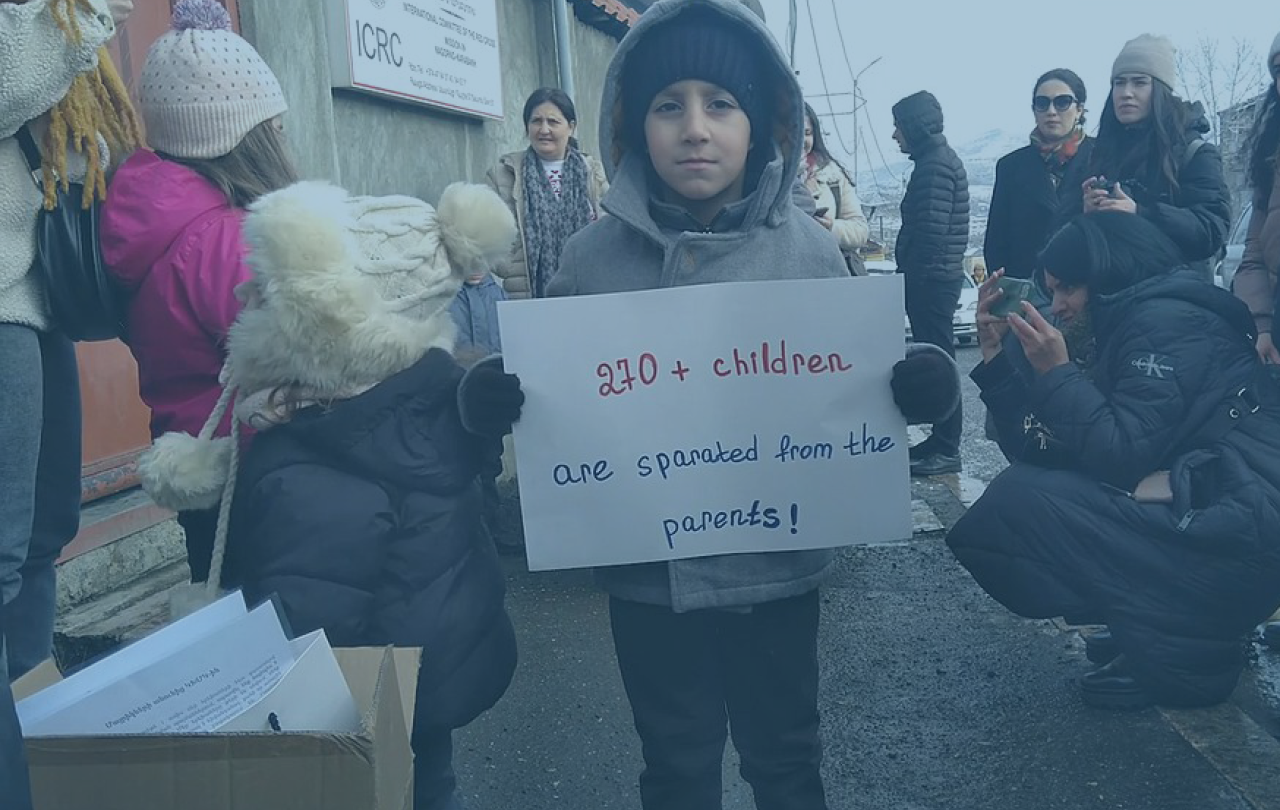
[162,119,297,209]
[1039,211,1182,296]
[1032,68,1087,128]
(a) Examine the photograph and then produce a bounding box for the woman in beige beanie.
[1061,34,1231,280]
[99,0,297,585]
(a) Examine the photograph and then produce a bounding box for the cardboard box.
[13,647,417,810]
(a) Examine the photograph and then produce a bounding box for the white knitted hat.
[139,0,287,159]
[1112,34,1177,90]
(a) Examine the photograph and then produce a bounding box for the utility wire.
[821,0,900,185]
[800,0,856,158]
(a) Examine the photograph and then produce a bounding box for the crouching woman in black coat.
[947,211,1280,710]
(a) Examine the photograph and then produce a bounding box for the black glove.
[459,362,525,437]
[891,346,959,425]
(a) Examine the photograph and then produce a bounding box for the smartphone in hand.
[813,207,829,218]
[988,277,1033,317]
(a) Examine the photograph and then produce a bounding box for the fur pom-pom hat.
[139,180,515,608]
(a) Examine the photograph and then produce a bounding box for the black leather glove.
[891,345,959,425]
[459,361,525,437]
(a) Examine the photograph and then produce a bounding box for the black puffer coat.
[948,271,1280,706]
[223,349,517,730]
[1057,103,1231,275]
[984,137,1094,280]
[893,91,970,282]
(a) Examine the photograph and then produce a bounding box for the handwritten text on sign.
[498,276,912,571]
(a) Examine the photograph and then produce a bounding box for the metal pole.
[552,0,576,100]
[850,57,881,181]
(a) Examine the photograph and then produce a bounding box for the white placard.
[499,276,913,571]
[326,0,503,119]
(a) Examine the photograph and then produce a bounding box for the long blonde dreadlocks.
[40,0,141,209]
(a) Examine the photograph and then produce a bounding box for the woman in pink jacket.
[101,0,296,583]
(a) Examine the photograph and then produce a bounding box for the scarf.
[521,146,594,298]
[800,153,821,192]
[1030,125,1084,189]
[1060,307,1098,374]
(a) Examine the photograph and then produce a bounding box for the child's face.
[644,79,752,224]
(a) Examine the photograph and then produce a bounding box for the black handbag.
[17,126,125,341]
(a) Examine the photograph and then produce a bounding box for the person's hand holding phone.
[976,269,1013,363]
[1095,181,1137,215]
[1009,304,1070,374]
[1082,176,1111,214]
[812,207,833,230]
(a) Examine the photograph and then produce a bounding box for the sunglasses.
[1032,94,1078,113]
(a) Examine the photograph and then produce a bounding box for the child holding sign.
[547,1,958,807]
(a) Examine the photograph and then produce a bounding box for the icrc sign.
[325,0,504,120]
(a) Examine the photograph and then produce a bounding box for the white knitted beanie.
[139,0,287,159]
[1112,34,1177,90]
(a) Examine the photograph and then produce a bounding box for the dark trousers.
[177,507,219,584]
[0,326,81,681]
[411,722,461,810]
[1,606,34,810]
[609,591,827,810]
[906,277,963,457]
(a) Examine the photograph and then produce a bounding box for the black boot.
[1080,655,1152,710]
[1082,626,1120,665]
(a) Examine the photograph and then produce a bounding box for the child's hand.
[891,344,959,425]
[459,361,524,436]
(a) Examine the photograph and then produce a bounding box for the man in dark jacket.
[892,91,970,476]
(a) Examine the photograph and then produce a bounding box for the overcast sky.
[758,0,1275,169]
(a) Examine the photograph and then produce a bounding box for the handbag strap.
[1173,365,1278,459]
[16,126,44,184]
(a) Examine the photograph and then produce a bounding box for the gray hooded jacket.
[547,0,848,612]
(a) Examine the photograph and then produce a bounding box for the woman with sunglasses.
[985,69,1093,282]
[1066,35,1231,278]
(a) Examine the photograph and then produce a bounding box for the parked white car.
[895,271,979,346]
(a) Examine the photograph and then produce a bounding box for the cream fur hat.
[138,181,515,606]
[139,0,288,159]
[1112,34,1177,89]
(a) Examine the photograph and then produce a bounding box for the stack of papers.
[18,592,360,736]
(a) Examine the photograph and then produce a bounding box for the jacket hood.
[892,91,945,155]
[1181,99,1212,138]
[1093,269,1258,343]
[598,0,804,232]
[278,349,477,494]
[101,150,235,289]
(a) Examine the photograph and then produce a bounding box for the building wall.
[237,0,621,203]
[1220,95,1264,215]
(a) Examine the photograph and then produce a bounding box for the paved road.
[452,345,1280,810]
